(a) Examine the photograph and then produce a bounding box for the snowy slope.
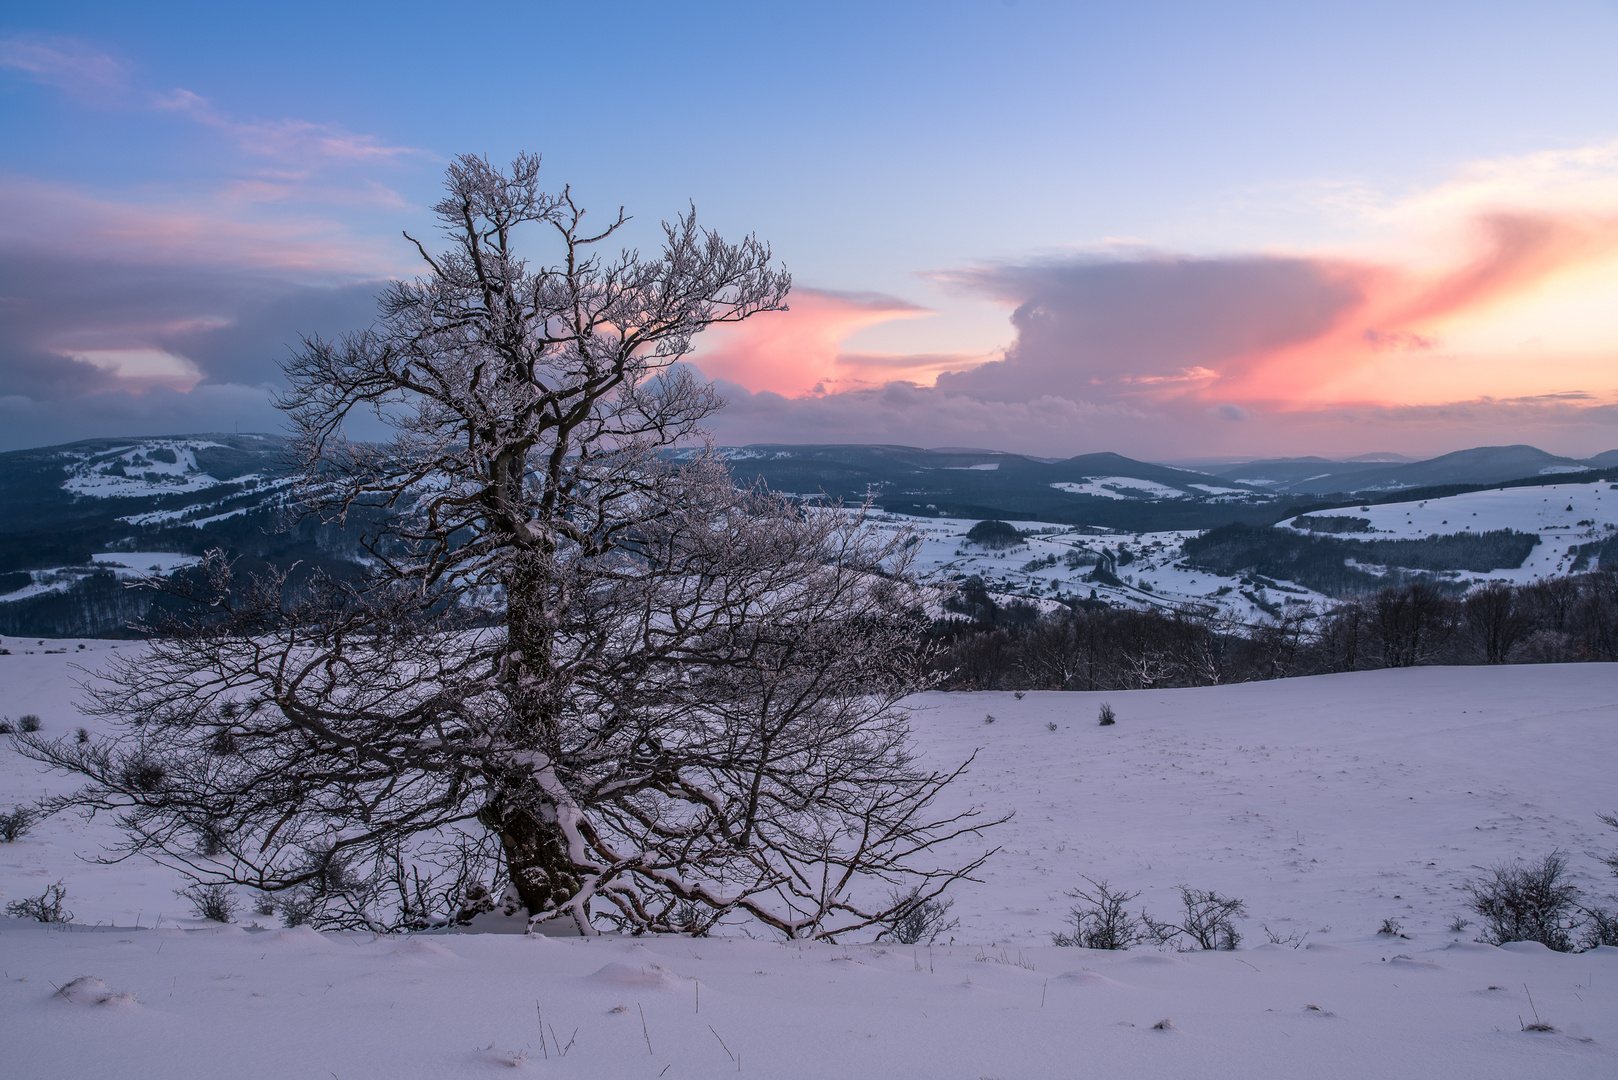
[2,646,1616,1078]
[867,514,1329,621]
[865,480,1618,626]
[1280,481,1618,584]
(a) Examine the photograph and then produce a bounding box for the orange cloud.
[1194,210,1618,409]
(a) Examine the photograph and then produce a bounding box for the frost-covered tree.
[22,154,998,937]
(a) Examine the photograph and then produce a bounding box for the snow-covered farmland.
[0,552,205,603]
[60,440,243,499]
[1050,476,1189,500]
[866,514,1330,620]
[1280,480,1618,584]
[870,479,1618,624]
[2,643,1616,1078]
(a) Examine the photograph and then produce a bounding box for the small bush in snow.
[881,887,959,945]
[0,804,36,842]
[1054,877,1142,949]
[276,888,319,928]
[0,718,14,735]
[6,880,72,923]
[1143,886,1246,950]
[1378,917,1407,938]
[1466,851,1580,951]
[1447,915,1471,933]
[178,882,238,923]
[75,727,89,744]
[18,714,41,733]
[1601,811,1618,879]
[253,891,277,917]
[1098,703,1116,726]
[1262,924,1308,948]
[1046,721,1058,732]
[1581,906,1618,949]
[983,713,996,724]
[119,754,168,792]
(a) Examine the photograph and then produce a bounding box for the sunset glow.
[3,3,1618,457]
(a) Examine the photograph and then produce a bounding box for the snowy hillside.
[1278,480,1618,584]
[866,513,1313,621]
[2,646,1616,1078]
[871,479,1618,625]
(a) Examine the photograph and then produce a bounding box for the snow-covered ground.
[3,643,1616,1077]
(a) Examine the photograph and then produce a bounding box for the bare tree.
[22,154,1000,939]
[1463,582,1531,664]
[1373,583,1455,668]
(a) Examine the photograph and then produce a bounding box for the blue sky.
[4,1,1618,457]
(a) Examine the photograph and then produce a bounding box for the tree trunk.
[479,795,585,923]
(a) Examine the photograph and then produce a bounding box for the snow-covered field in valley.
[860,479,1618,623]
[3,642,1617,1078]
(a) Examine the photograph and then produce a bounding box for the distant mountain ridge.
[711,442,1617,522]
[1209,444,1606,495]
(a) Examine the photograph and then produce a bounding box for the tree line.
[932,569,1618,691]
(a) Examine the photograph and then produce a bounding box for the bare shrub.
[0,719,13,735]
[177,882,238,923]
[1262,924,1308,948]
[253,891,277,917]
[881,886,959,945]
[1053,877,1141,949]
[1466,851,1580,951]
[1378,917,1408,938]
[18,714,41,733]
[1600,811,1618,878]
[6,880,72,923]
[275,889,319,928]
[0,803,35,841]
[0,804,36,842]
[1098,703,1116,726]
[74,727,89,744]
[1143,886,1246,950]
[1580,906,1618,949]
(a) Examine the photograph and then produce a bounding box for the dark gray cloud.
[935,255,1364,402]
[158,281,381,387]
[0,243,383,450]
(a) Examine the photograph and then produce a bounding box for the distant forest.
[0,506,373,638]
[932,569,1618,691]
[1181,523,1540,597]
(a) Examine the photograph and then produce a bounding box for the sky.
[3,1,1618,461]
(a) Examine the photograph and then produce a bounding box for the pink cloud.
[0,175,404,276]
[0,35,128,97]
[690,288,971,396]
[153,89,424,167]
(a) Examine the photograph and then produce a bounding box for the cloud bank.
[698,197,1618,459]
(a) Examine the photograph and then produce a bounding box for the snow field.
[4,921,1616,1079]
[2,644,1617,1078]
